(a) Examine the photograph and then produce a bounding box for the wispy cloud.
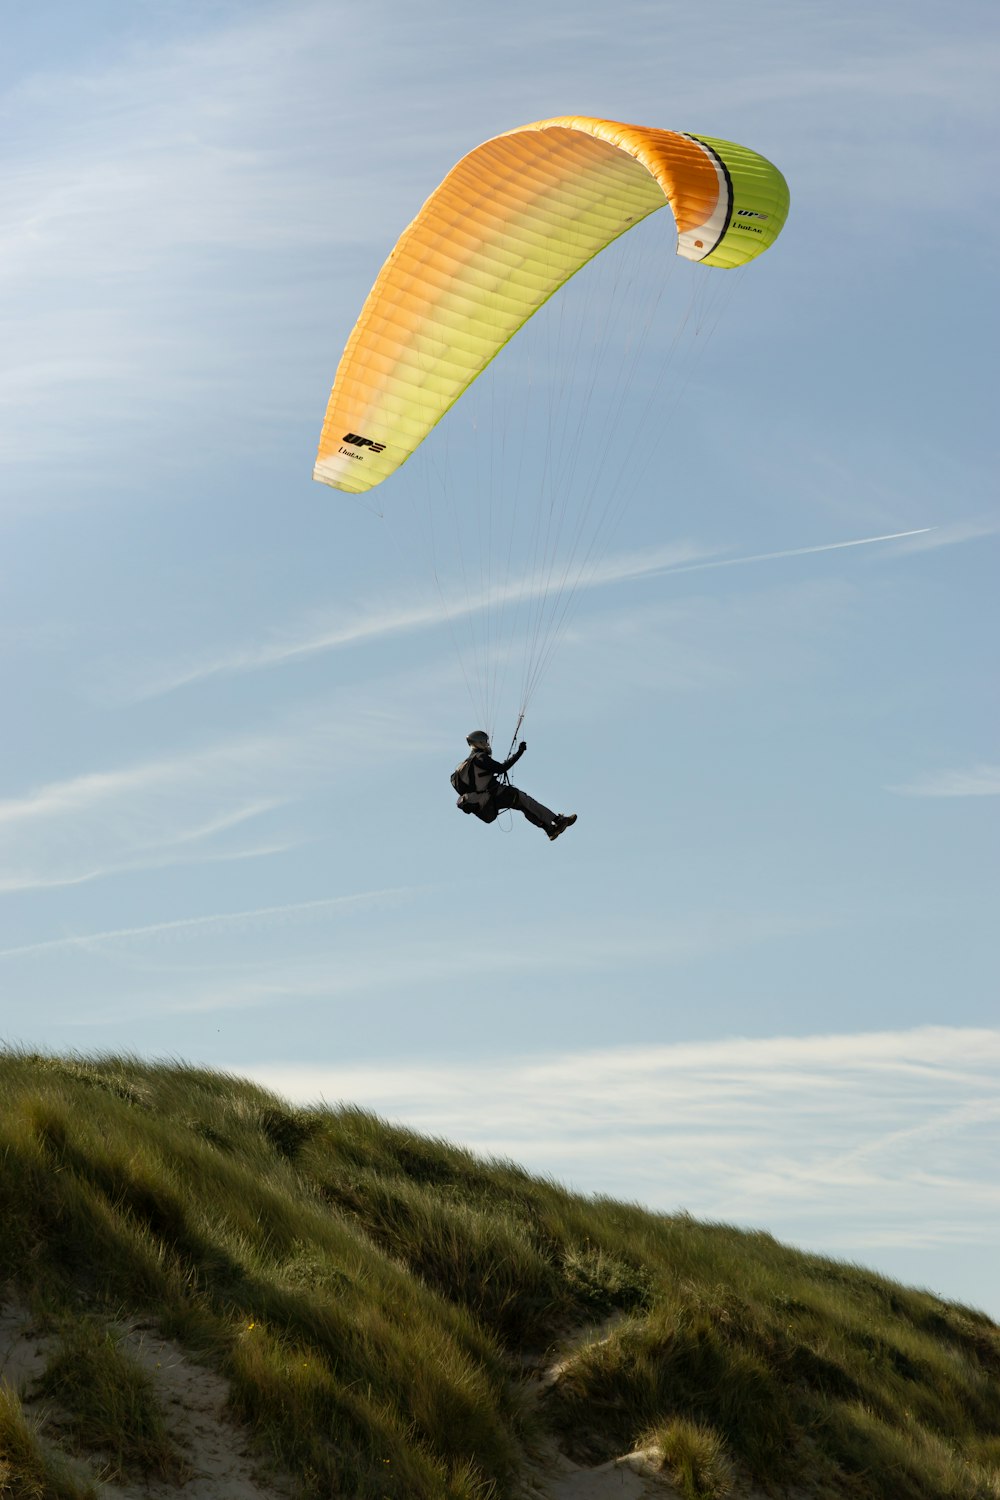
[889,764,1000,798]
[0,836,302,898]
[124,588,516,701]
[0,4,410,492]
[19,905,817,981]
[0,770,282,835]
[5,903,825,1033]
[0,697,427,894]
[120,527,935,701]
[0,737,287,892]
[245,1025,1000,1257]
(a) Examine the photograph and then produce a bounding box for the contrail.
[129,527,935,699]
[0,888,414,961]
[644,527,935,579]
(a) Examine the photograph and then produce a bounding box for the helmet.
[466,730,491,749]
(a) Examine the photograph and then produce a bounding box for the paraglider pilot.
[452,731,577,841]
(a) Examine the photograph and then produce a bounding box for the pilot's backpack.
[450,757,476,796]
[450,756,497,822]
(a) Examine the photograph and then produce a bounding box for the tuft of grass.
[645,1415,734,1500]
[256,1103,323,1160]
[560,1242,651,1317]
[0,1379,96,1500]
[34,1321,186,1483]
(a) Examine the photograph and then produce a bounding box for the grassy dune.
[1,1048,998,1499]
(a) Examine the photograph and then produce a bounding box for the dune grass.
[0,1379,96,1500]
[34,1319,187,1483]
[1,1047,999,1499]
[645,1414,735,1500]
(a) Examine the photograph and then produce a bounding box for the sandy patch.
[0,1297,292,1500]
[0,1297,59,1390]
[521,1437,676,1499]
[111,1322,292,1500]
[517,1317,679,1498]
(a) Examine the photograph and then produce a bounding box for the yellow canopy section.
[315,116,788,495]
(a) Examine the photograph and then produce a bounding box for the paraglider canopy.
[313,116,789,496]
[312,115,789,739]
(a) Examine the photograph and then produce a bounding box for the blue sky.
[2,1,998,1315]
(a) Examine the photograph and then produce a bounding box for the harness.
[451,716,525,823]
[450,750,498,820]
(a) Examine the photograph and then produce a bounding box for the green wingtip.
[692,135,790,268]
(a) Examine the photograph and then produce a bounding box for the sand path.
[2,1297,688,1498]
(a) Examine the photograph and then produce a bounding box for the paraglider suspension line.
[501,711,525,784]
